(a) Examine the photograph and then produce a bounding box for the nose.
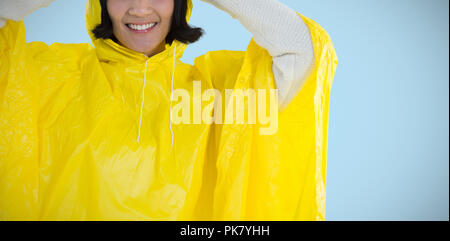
[128,0,154,17]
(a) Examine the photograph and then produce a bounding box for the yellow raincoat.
[0,0,338,220]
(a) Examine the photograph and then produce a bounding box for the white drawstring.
[169,45,177,147]
[137,56,149,143]
[136,45,176,146]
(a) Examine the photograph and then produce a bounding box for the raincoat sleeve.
[0,17,43,219]
[0,14,91,219]
[191,14,338,220]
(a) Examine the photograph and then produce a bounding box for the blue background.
[25,0,449,221]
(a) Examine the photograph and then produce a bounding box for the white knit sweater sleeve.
[201,0,315,110]
[0,0,54,28]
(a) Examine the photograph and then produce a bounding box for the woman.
[0,0,337,220]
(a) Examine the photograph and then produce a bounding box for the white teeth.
[127,23,156,31]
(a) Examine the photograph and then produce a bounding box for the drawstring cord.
[169,45,177,147]
[137,45,176,147]
[137,56,149,143]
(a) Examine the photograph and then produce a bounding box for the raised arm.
[0,0,54,219]
[201,0,315,110]
[0,0,54,62]
[0,0,54,28]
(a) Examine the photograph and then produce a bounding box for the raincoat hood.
[85,0,193,63]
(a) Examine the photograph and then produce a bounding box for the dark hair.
[92,0,203,44]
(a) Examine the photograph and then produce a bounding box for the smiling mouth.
[126,23,158,32]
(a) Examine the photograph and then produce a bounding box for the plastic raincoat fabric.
[0,0,338,220]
